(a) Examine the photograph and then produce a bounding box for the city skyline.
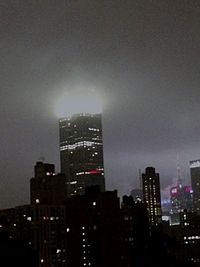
[1,1,200,208]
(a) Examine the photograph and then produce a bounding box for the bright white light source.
[55,91,102,118]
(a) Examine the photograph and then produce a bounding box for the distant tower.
[176,154,183,188]
[58,93,105,196]
[170,158,193,224]
[142,167,162,227]
[190,159,200,214]
[130,169,143,202]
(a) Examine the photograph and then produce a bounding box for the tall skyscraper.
[190,159,200,213]
[142,167,162,227]
[59,95,105,196]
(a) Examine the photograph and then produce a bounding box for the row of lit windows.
[184,236,200,240]
[88,127,100,132]
[42,216,60,221]
[60,141,102,151]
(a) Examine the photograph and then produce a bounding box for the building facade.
[59,113,105,196]
[142,167,162,227]
[30,161,68,205]
[190,159,200,214]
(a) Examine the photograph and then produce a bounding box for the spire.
[176,154,182,188]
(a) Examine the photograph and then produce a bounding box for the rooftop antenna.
[176,154,182,187]
[38,155,45,162]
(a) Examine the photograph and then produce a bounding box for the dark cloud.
[0,0,200,208]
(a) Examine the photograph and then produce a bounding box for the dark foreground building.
[65,186,123,267]
[121,195,149,266]
[0,213,38,267]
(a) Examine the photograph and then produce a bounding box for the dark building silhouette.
[29,162,68,266]
[0,213,38,267]
[190,159,200,214]
[11,204,67,267]
[142,167,162,227]
[121,195,149,266]
[65,186,123,267]
[162,210,200,266]
[30,161,68,205]
[59,113,105,196]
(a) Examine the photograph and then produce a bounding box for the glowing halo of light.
[55,91,102,118]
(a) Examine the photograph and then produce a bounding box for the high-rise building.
[59,112,105,196]
[190,159,200,213]
[142,167,162,227]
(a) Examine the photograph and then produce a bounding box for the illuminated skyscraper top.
[58,92,105,196]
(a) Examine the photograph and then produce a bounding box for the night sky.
[0,0,200,208]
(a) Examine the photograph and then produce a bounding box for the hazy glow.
[55,91,102,118]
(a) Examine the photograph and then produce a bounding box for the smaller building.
[170,183,193,225]
[30,161,68,205]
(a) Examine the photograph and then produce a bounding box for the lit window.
[36,199,40,204]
